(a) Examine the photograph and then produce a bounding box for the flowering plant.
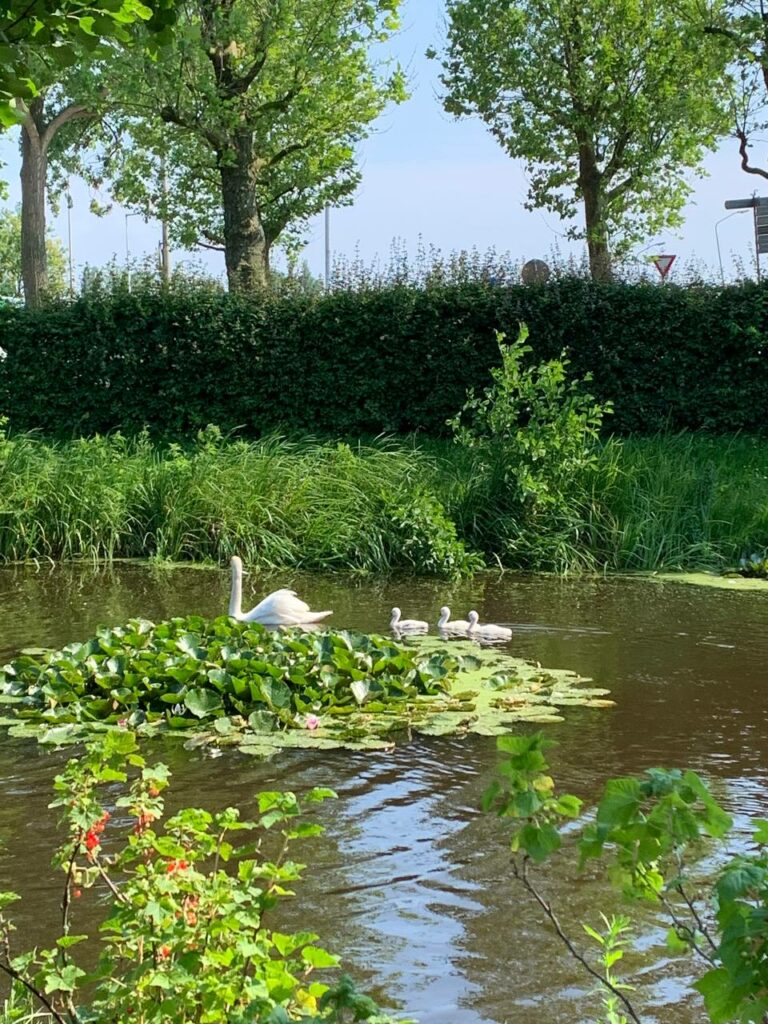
[0,730,412,1023]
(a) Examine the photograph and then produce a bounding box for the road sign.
[651,254,676,280]
[723,196,768,274]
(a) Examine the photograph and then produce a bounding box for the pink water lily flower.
[305,714,320,731]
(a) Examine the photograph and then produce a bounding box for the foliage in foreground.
[486,733,768,1023]
[0,619,612,752]
[0,731,411,1023]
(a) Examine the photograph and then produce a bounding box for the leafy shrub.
[0,731,413,1023]
[1,277,768,438]
[375,489,484,578]
[486,732,768,1024]
[449,324,610,570]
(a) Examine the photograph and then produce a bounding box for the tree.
[93,0,406,291]
[0,0,176,125]
[2,0,178,307]
[0,205,67,297]
[701,1,768,181]
[435,0,733,281]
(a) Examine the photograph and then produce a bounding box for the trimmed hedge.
[1,278,767,437]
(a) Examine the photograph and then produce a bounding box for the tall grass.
[0,427,765,575]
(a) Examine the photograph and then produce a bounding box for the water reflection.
[0,565,767,1022]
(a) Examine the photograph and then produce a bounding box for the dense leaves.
[0,615,450,728]
[436,0,731,279]
[0,731,413,1023]
[1,278,767,437]
[0,0,176,125]
[0,619,612,750]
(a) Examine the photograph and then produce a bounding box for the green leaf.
[184,689,223,718]
[517,823,561,862]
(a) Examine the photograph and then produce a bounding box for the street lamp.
[324,205,331,290]
[715,209,749,285]
[124,211,143,292]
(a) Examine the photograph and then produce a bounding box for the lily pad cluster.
[0,616,614,754]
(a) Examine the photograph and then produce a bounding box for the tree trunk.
[220,134,268,292]
[20,96,94,308]
[20,98,49,309]
[578,140,612,283]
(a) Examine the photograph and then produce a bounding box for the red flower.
[84,830,100,851]
[158,945,172,960]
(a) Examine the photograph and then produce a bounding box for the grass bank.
[0,428,765,576]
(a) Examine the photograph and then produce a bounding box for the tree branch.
[196,239,225,251]
[41,102,95,154]
[0,959,70,1024]
[159,104,225,151]
[737,127,768,179]
[266,140,309,168]
[513,857,643,1024]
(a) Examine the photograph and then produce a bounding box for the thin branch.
[94,858,129,905]
[658,891,716,966]
[0,959,69,1024]
[673,882,718,954]
[513,857,643,1024]
[60,838,80,940]
[196,239,225,251]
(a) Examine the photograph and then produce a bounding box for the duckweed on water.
[0,617,613,753]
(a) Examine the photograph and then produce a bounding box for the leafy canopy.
[0,0,176,125]
[86,0,407,255]
[0,205,68,297]
[435,0,733,255]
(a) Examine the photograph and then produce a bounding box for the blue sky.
[1,0,765,285]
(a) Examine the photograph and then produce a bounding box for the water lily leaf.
[350,680,370,704]
[248,710,277,733]
[260,678,291,710]
[184,689,223,718]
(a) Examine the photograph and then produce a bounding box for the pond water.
[1,563,767,1023]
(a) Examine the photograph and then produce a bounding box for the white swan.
[437,606,472,633]
[467,610,512,640]
[228,556,333,626]
[389,607,428,632]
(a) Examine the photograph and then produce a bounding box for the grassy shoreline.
[0,429,765,576]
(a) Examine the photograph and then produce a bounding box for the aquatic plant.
[0,424,767,575]
[0,730,413,1024]
[486,732,768,1024]
[735,550,768,579]
[0,619,612,752]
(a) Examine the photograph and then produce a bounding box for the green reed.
[0,428,765,575]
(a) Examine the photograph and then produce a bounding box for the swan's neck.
[229,560,242,618]
[390,609,400,627]
[438,609,449,627]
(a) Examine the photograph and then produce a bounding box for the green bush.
[1,277,767,438]
[449,324,610,569]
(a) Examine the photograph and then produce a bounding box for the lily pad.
[647,572,768,592]
[0,616,613,752]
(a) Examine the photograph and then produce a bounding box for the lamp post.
[66,185,74,295]
[124,211,143,292]
[324,205,331,290]
[715,210,748,285]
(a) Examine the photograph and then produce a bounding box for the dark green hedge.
[1,279,767,437]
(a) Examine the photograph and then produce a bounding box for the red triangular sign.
[651,254,676,279]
